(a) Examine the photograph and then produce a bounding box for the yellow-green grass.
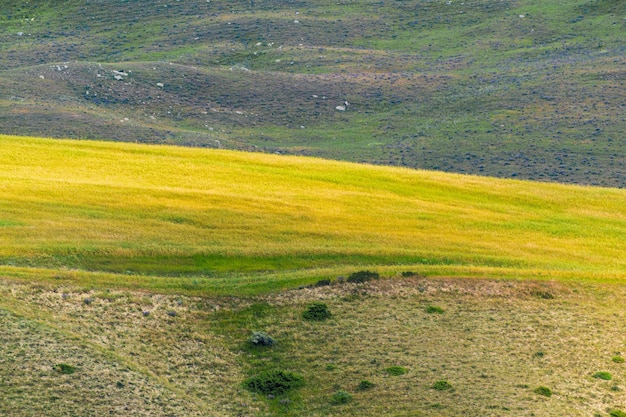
[1,134,625,292]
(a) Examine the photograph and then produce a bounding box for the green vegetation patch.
[533,386,552,397]
[610,410,626,417]
[592,371,612,380]
[357,380,375,391]
[432,380,453,391]
[243,370,304,396]
[54,363,76,375]
[426,305,445,314]
[330,390,353,405]
[347,270,380,283]
[385,366,407,376]
[302,302,331,321]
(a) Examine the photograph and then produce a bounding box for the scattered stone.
[167,311,177,317]
[156,82,164,87]
[335,105,346,111]
[84,298,93,305]
[142,310,150,317]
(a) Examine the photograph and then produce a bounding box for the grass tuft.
[385,366,407,376]
[533,386,552,397]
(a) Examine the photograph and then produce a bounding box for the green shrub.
[592,371,612,380]
[533,386,552,397]
[613,355,625,363]
[426,305,444,314]
[432,380,452,391]
[385,366,407,376]
[347,270,379,283]
[330,390,353,405]
[55,363,76,375]
[302,302,331,321]
[531,290,554,299]
[610,410,626,417]
[243,370,304,396]
[315,279,332,287]
[357,380,375,391]
[249,331,275,347]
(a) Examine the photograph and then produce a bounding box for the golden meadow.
[1,134,625,294]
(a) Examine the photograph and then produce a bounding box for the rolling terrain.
[1,0,624,186]
[1,134,626,416]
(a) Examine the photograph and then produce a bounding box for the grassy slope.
[1,134,626,416]
[0,0,624,187]
[1,134,626,289]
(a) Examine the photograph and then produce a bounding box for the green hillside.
[1,134,626,416]
[0,0,624,186]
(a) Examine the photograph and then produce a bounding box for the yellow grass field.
[1,134,626,291]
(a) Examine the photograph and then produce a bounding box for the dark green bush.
[432,380,452,391]
[330,390,353,405]
[533,386,552,397]
[243,370,304,396]
[55,363,76,375]
[315,279,332,287]
[357,380,375,391]
[302,302,331,321]
[347,270,379,283]
[531,290,554,299]
[249,331,275,347]
[426,305,444,314]
[592,371,612,380]
[385,366,407,376]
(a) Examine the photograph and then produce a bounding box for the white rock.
[157,82,164,87]
[335,105,346,111]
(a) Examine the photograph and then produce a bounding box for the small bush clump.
[249,331,275,347]
[385,366,407,376]
[330,390,353,405]
[592,371,612,380]
[243,370,304,396]
[610,410,626,417]
[426,305,444,314]
[533,386,552,397]
[432,380,452,391]
[347,270,379,283]
[531,290,554,299]
[357,380,375,391]
[302,302,331,321]
[315,279,332,287]
[613,355,625,363]
[55,363,76,375]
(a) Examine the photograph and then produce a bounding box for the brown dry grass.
[2,276,626,416]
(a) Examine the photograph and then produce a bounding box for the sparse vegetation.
[302,302,331,322]
[610,410,626,417]
[612,356,624,364]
